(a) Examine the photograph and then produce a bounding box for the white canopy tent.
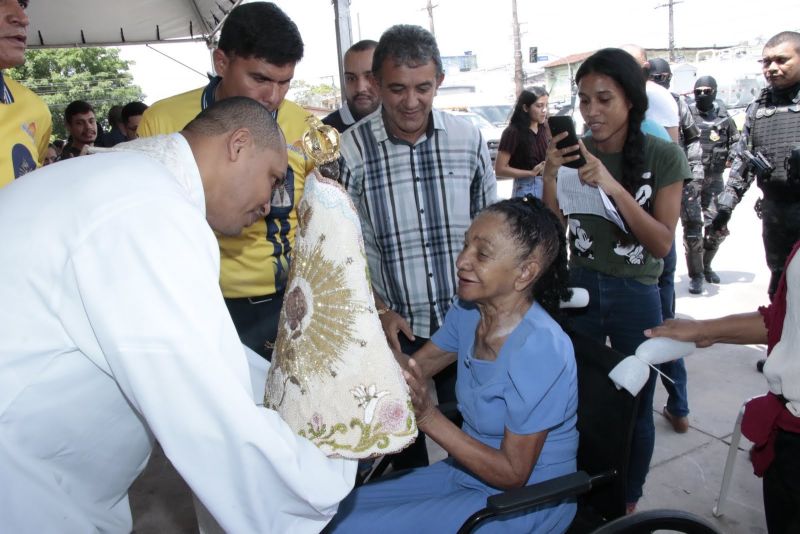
[24,0,353,98]
[25,0,243,48]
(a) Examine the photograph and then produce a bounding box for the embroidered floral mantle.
[264,173,417,459]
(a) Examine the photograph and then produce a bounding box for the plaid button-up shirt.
[341,108,497,338]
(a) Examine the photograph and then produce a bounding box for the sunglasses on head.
[694,88,713,96]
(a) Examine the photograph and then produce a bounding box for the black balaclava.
[648,57,672,89]
[694,76,718,112]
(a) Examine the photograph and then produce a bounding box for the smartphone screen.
[547,116,586,169]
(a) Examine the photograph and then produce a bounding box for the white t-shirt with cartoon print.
[565,134,689,284]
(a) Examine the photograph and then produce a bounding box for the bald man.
[0,97,355,533]
[621,44,679,143]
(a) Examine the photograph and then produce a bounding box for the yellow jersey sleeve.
[1,78,52,187]
[138,87,204,138]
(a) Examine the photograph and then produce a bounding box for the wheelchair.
[358,329,721,534]
[457,328,720,533]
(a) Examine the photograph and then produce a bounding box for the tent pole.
[332,0,353,105]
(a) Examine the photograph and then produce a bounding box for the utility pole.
[424,0,438,38]
[655,0,683,62]
[511,0,523,97]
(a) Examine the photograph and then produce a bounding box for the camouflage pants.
[701,172,726,252]
[680,180,705,277]
[761,196,800,296]
[681,173,729,277]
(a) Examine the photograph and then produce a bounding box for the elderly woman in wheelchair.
[326,195,579,533]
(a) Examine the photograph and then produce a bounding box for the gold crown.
[301,116,341,166]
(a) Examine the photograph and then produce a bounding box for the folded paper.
[608,337,695,396]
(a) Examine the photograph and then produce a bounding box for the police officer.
[689,76,740,287]
[648,58,706,295]
[716,31,800,298]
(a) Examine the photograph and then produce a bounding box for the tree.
[9,47,144,139]
[290,80,339,110]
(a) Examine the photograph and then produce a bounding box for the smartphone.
[547,115,586,169]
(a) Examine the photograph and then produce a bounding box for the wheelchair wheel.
[591,509,722,534]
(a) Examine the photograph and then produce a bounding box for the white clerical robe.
[0,134,356,533]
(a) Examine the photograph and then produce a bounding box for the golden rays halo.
[270,233,365,400]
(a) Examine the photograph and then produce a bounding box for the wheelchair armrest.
[488,470,611,513]
[457,470,617,534]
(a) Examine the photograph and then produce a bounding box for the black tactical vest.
[690,104,734,173]
[750,88,800,190]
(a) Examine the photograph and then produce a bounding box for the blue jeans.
[657,242,676,320]
[568,267,662,504]
[657,242,690,417]
[512,176,543,199]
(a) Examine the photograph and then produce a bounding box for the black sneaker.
[689,276,704,294]
[704,269,720,284]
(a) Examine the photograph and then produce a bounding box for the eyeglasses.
[694,88,713,96]
[650,73,672,83]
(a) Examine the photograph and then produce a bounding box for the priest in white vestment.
[0,97,356,533]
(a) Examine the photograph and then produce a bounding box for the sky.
[118,0,800,105]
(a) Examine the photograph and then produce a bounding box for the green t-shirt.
[566,135,689,285]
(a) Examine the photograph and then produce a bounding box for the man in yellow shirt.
[0,0,52,186]
[139,2,312,360]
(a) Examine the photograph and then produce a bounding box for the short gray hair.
[372,25,443,79]
[183,97,284,151]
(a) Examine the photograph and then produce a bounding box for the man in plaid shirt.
[340,24,497,469]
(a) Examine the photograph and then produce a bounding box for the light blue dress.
[327,299,578,533]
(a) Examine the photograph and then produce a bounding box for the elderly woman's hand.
[380,310,415,353]
[404,358,437,430]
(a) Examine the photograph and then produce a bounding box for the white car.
[468,104,512,129]
[448,110,505,163]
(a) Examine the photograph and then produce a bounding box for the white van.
[434,93,513,128]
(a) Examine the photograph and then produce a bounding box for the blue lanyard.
[0,71,13,104]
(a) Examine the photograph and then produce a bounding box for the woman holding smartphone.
[541,48,689,513]
[495,87,550,199]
